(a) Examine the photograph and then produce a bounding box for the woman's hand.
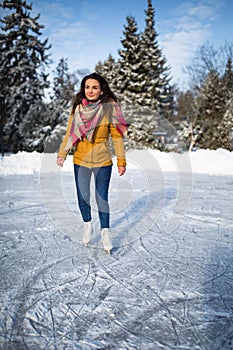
[118,166,126,176]
[57,157,65,167]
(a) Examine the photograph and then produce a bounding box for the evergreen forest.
[0,0,233,154]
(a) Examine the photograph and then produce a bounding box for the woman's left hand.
[118,166,126,176]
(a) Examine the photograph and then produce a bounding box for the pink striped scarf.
[64,99,127,151]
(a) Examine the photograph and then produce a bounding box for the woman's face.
[84,78,102,101]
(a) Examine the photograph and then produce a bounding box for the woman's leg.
[74,164,92,222]
[93,165,112,229]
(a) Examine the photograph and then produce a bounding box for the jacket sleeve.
[57,113,73,159]
[109,123,127,167]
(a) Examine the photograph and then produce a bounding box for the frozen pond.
[0,166,233,349]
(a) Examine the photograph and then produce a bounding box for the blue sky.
[30,0,233,87]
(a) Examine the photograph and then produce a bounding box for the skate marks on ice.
[0,174,233,349]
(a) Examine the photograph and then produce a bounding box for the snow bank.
[0,149,233,176]
[0,151,43,175]
[149,148,233,176]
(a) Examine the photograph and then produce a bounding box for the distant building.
[153,131,179,151]
[153,131,168,144]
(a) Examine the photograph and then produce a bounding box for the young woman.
[57,73,127,253]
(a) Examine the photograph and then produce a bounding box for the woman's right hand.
[57,157,65,167]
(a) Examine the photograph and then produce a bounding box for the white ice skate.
[82,221,92,246]
[101,228,113,254]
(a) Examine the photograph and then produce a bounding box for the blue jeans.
[74,164,112,229]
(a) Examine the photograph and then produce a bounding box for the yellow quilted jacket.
[58,113,127,168]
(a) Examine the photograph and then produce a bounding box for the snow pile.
[149,148,233,176]
[0,148,233,176]
[0,151,43,175]
[182,148,233,176]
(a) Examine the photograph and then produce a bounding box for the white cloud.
[31,1,95,72]
[178,0,222,19]
[47,22,92,72]
[160,0,225,87]
[31,0,120,75]
[30,0,227,88]
[51,24,90,43]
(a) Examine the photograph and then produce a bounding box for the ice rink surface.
[0,164,233,349]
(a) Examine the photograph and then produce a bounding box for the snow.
[1,148,233,176]
[1,148,233,349]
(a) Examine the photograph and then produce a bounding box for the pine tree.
[222,57,233,99]
[215,59,233,150]
[176,45,233,150]
[44,66,89,153]
[117,1,173,149]
[178,57,233,151]
[219,96,233,150]
[92,1,174,150]
[52,58,75,106]
[197,69,226,149]
[0,0,51,152]
[21,58,73,153]
[139,0,172,115]
[175,89,202,150]
[43,60,82,153]
[19,101,52,152]
[95,54,119,94]
[115,14,158,150]
[122,104,160,150]
[117,15,144,104]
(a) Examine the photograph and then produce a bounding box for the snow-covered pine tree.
[20,59,87,152]
[52,58,75,105]
[222,57,233,99]
[214,59,233,150]
[44,60,87,153]
[94,1,174,150]
[116,1,173,150]
[174,89,203,151]
[45,59,72,153]
[0,0,51,152]
[95,54,119,93]
[139,0,172,116]
[18,101,52,152]
[122,103,161,150]
[114,15,158,150]
[197,69,226,149]
[177,57,233,151]
[95,16,146,149]
[95,60,104,76]
[117,15,144,104]
[216,96,233,151]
